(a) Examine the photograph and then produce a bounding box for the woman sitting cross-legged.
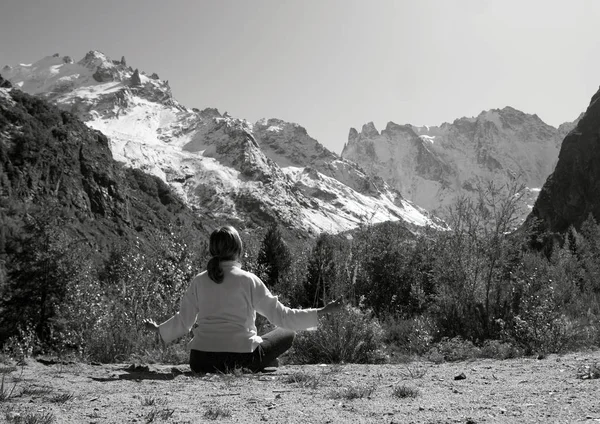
[143,225,343,373]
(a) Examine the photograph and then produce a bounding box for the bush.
[479,339,522,359]
[426,337,481,362]
[287,306,386,364]
[382,315,435,355]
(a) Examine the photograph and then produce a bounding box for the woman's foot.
[263,358,279,368]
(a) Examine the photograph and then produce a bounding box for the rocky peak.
[361,122,379,137]
[78,50,114,70]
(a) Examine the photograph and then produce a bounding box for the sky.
[1,0,599,154]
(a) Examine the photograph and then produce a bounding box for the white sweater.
[158,261,319,353]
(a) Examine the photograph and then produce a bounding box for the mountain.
[528,87,600,236]
[2,51,438,235]
[342,108,580,220]
[0,79,212,257]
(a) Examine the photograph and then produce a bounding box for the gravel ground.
[1,349,599,423]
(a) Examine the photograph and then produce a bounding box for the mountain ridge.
[342,107,580,219]
[3,51,439,235]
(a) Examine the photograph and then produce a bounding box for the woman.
[144,225,343,373]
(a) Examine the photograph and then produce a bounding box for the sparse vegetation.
[4,410,56,424]
[329,383,376,400]
[284,371,320,389]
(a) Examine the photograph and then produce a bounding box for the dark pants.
[189,328,295,373]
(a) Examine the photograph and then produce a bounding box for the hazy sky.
[1,0,599,153]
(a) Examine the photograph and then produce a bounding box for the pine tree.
[257,223,291,289]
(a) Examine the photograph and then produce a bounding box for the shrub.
[426,337,481,362]
[287,305,386,364]
[479,339,522,359]
[382,315,435,355]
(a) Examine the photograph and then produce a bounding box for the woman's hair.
[207,226,243,283]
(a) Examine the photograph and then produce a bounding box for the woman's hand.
[317,297,344,317]
[143,318,159,333]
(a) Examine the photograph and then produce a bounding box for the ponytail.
[207,256,224,284]
[207,226,243,284]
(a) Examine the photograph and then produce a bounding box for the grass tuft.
[392,384,420,399]
[328,383,376,400]
[49,392,74,404]
[141,396,156,406]
[204,405,232,420]
[284,371,320,389]
[5,410,56,424]
[21,386,53,397]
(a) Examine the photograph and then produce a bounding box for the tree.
[256,223,291,289]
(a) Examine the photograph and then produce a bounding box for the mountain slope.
[3,52,438,235]
[528,88,600,235]
[0,80,212,257]
[342,108,579,219]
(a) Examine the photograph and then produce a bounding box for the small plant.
[329,383,376,400]
[204,405,232,420]
[21,386,53,397]
[141,396,156,406]
[5,411,56,424]
[49,392,74,404]
[392,384,420,399]
[284,371,320,389]
[399,363,427,379]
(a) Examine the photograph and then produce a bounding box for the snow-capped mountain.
[342,108,580,219]
[3,51,438,235]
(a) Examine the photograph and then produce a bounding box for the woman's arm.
[253,278,343,330]
[143,279,200,344]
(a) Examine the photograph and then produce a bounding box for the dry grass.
[4,410,56,424]
[284,371,320,389]
[204,405,232,420]
[392,384,420,399]
[329,383,377,400]
[49,392,73,404]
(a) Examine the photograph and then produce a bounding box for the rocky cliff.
[343,108,578,221]
[528,88,600,234]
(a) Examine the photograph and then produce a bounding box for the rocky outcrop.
[528,88,600,234]
[130,69,141,86]
[0,74,11,88]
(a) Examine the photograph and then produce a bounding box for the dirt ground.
[1,350,599,424]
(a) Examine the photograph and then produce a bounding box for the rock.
[150,72,159,80]
[130,68,141,86]
[454,372,466,380]
[92,66,115,82]
[120,56,127,66]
